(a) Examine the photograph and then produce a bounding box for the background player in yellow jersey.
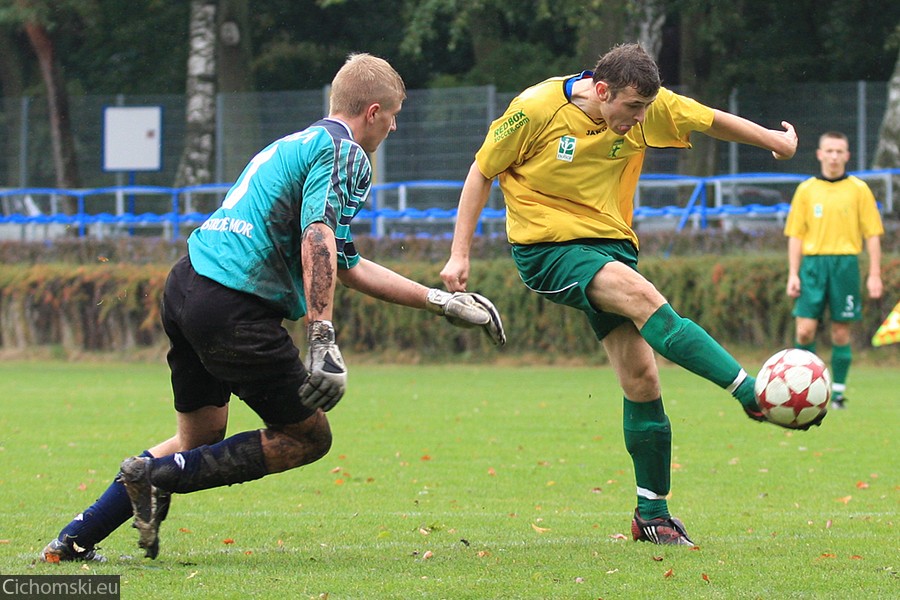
[784,131,884,410]
[441,43,801,546]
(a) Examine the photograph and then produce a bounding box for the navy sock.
[57,449,153,550]
[149,431,268,494]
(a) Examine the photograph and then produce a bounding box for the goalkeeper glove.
[299,320,347,412]
[425,289,506,346]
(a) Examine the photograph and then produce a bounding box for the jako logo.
[557,136,576,162]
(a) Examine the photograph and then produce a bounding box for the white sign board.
[102,106,163,172]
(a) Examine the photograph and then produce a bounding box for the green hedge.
[1,254,897,359]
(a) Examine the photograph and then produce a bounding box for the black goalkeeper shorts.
[161,255,313,425]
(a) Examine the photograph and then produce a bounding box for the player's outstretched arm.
[706,110,798,160]
[338,258,505,346]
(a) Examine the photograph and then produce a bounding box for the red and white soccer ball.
[754,349,831,429]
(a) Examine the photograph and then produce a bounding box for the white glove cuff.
[308,320,335,343]
[425,288,452,315]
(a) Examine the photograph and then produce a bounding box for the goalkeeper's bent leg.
[149,431,268,493]
[640,304,757,409]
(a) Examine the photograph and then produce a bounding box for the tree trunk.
[873,46,900,211]
[676,8,720,178]
[467,5,503,66]
[217,0,253,94]
[216,0,260,183]
[174,0,218,187]
[0,32,25,188]
[576,0,666,66]
[23,20,81,199]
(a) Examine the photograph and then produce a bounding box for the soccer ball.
[754,349,831,429]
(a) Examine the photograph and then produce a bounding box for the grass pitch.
[0,360,896,599]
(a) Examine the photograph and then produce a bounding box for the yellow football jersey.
[784,176,884,255]
[475,77,715,247]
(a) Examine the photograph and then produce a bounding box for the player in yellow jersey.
[784,131,884,410]
[441,43,801,546]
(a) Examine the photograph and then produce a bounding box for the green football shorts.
[511,238,639,340]
[793,254,861,322]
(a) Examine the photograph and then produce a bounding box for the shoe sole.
[119,457,170,559]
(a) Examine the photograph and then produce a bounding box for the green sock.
[640,304,756,409]
[831,344,852,396]
[623,397,671,520]
[795,340,816,353]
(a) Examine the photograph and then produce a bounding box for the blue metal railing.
[1,170,895,240]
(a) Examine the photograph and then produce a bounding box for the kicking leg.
[587,262,760,417]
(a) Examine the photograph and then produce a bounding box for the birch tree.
[174,0,217,187]
[873,45,900,202]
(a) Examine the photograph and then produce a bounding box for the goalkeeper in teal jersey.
[40,54,504,563]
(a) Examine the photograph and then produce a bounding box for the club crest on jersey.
[557,136,576,162]
[608,138,625,158]
[814,203,824,218]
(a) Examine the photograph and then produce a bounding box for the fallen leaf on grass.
[186,571,198,579]
[609,533,627,540]
[179,528,191,533]
[702,573,710,582]
[836,496,852,504]
[78,483,87,491]
[652,556,663,562]
[477,550,490,558]
[223,538,235,545]
[855,481,869,489]
[422,550,433,560]
[663,568,674,578]
[531,523,551,534]
[487,467,497,476]
[850,555,863,560]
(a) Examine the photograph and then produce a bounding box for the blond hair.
[329,53,406,117]
[818,131,849,148]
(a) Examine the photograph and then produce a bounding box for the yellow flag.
[871,300,900,347]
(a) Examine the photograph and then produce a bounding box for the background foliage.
[0,234,896,360]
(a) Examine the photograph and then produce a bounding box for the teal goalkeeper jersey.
[188,118,367,321]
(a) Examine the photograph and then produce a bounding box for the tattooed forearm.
[302,224,337,319]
